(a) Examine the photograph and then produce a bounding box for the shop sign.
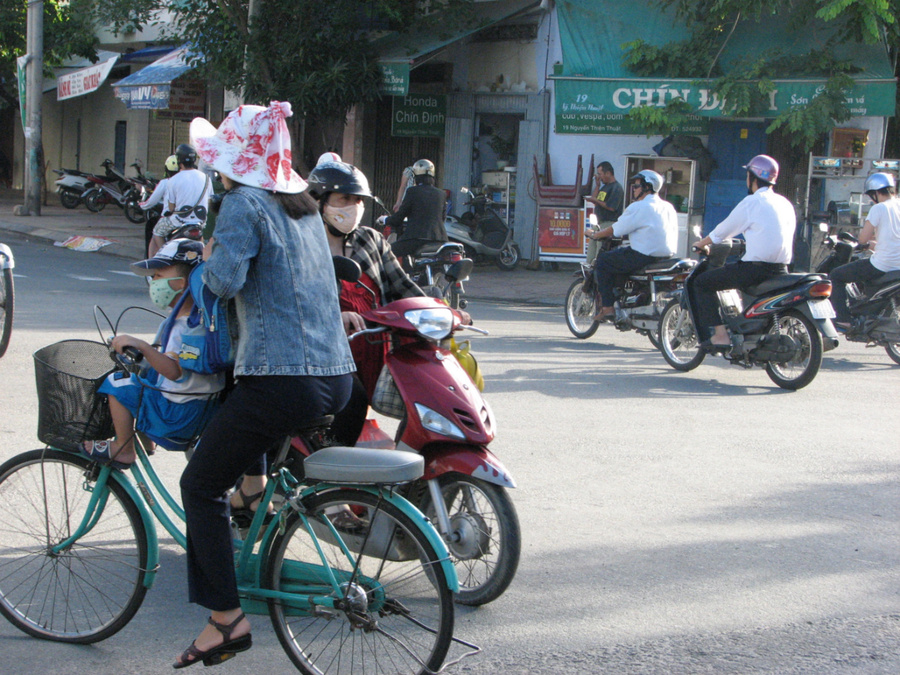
[380,63,409,96]
[538,207,584,256]
[554,77,897,135]
[156,79,206,120]
[391,94,446,138]
[57,56,119,101]
[115,84,171,109]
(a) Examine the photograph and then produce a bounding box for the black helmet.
[175,143,197,167]
[306,161,372,200]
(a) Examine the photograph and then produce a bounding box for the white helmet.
[864,172,895,193]
[630,169,663,194]
[412,159,435,177]
[316,151,342,167]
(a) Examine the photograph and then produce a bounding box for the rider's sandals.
[173,613,252,669]
[229,488,274,517]
[80,440,134,471]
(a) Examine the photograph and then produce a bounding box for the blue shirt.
[203,186,355,377]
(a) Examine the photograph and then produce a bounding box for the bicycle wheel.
[0,263,12,358]
[565,279,600,339]
[266,488,454,675]
[0,449,148,643]
[420,475,520,606]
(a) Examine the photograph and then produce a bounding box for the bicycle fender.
[0,243,13,269]
[412,443,517,489]
[299,483,459,593]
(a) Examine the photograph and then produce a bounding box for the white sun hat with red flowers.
[190,101,307,194]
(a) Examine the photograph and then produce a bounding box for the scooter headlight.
[404,307,454,341]
[415,403,466,440]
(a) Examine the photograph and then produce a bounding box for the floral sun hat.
[190,101,307,194]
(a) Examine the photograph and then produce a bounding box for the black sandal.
[230,488,265,515]
[173,613,252,669]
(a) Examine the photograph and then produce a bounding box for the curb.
[0,217,145,262]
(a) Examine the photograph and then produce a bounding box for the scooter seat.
[641,257,694,274]
[415,241,455,258]
[304,446,424,485]
[870,270,900,286]
[745,273,824,296]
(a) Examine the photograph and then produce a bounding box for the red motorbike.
[290,291,521,606]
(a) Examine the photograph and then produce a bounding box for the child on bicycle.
[82,239,224,468]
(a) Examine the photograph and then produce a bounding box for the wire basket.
[34,340,115,452]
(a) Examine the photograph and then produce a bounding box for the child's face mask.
[149,277,184,309]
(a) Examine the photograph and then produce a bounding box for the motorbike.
[408,242,473,309]
[81,159,145,217]
[122,160,159,225]
[289,289,520,606]
[816,230,900,364]
[52,168,100,209]
[445,187,520,271]
[657,239,840,390]
[565,237,696,347]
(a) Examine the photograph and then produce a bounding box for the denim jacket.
[203,186,355,377]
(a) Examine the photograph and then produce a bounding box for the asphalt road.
[0,231,898,674]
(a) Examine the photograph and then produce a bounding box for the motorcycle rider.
[692,154,795,349]
[149,144,211,256]
[829,172,900,330]
[380,159,448,260]
[586,169,677,322]
[140,155,179,212]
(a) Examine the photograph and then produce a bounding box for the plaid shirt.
[343,226,424,302]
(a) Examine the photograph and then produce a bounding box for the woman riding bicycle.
[177,101,355,668]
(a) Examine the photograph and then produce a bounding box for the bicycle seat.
[303,446,424,485]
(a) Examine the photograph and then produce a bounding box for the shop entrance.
[702,120,766,234]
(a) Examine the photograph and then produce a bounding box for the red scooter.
[291,289,520,606]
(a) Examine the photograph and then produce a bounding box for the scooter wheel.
[495,243,519,271]
[59,191,81,209]
[83,189,106,213]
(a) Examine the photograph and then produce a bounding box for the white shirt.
[612,193,678,257]
[140,178,169,209]
[708,187,795,264]
[866,198,900,272]
[158,315,224,403]
[165,169,210,225]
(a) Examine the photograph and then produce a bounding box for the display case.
[480,169,516,226]
[623,155,702,257]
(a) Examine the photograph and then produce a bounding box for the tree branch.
[707,11,741,80]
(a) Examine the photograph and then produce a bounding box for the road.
[0,231,899,674]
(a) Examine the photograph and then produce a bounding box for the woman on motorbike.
[830,171,900,330]
[175,101,355,668]
[306,160,426,443]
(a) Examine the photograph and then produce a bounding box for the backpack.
[159,262,234,374]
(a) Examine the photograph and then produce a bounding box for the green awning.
[376,0,542,96]
[552,0,897,133]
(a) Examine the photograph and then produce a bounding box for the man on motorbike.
[586,169,677,322]
[692,154,795,349]
[149,144,211,256]
[829,172,900,330]
[380,159,448,261]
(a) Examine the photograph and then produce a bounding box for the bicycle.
[0,242,13,357]
[0,309,478,674]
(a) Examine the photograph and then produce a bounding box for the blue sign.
[114,84,171,109]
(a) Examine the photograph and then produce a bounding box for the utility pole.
[18,0,44,216]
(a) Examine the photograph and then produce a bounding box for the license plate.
[808,299,836,319]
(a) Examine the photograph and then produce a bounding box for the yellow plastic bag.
[450,337,484,391]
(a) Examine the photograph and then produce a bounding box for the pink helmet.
[743,155,779,185]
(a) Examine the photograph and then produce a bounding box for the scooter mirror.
[333,255,361,284]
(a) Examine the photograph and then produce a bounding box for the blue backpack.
[160,262,234,374]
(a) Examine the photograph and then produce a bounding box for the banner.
[17,55,27,131]
[57,56,119,101]
[115,84,171,109]
[554,77,898,135]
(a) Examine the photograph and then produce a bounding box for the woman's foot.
[81,440,135,470]
[173,611,252,669]
[229,487,275,515]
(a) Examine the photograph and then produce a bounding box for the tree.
[0,0,98,109]
[620,0,898,151]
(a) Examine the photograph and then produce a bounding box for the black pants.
[593,247,658,307]
[830,258,883,323]
[180,373,351,611]
[694,261,787,341]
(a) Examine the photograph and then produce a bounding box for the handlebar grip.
[122,346,144,363]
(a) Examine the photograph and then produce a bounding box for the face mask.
[323,202,364,234]
[149,277,184,310]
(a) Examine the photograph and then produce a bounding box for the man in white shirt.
[830,171,900,329]
[586,169,677,321]
[693,154,795,348]
[149,144,211,255]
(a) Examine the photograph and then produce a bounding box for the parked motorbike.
[657,239,840,390]
[445,187,520,271]
[289,291,520,606]
[81,159,144,217]
[408,242,473,309]
[565,237,696,347]
[52,168,99,209]
[816,230,900,364]
[122,160,158,225]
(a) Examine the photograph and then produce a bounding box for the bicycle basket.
[34,340,115,451]
[370,365,405,419]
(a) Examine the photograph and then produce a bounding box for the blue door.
[702,121,766,234]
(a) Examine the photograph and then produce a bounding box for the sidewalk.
[0,188,573,306]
